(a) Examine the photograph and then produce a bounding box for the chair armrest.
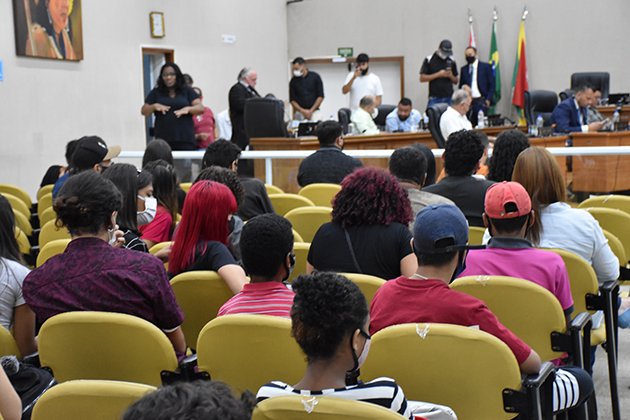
[568,312,592,370]
[504,362,555,420]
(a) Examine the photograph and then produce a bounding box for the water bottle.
[536,114,544,136]
[612,110,620,131]
[477,109,485,128]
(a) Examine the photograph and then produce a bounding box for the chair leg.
[603,288,620,420]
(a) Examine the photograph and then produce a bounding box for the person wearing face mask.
[342,53,383,113]
[438,89,473,141]
[370,202,594,415]
[218,214,295,317]
[289,57,325,122]
[385,98,422,133]
[22,171,187,356]
[420,40,458,109]
[257,271,434,420]
[350,96,380,135]
[459,46,496,127]
[140,160,180,250]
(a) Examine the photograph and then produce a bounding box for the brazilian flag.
[489,21,501,114]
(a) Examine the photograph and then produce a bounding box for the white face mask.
[356,337,371,369]
[107,215,118,246]
[137,196,158,226]
[293,69,304,77]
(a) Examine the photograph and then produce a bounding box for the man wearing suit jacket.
[229,67,260,176]
[550,84,604,133]
[459,47,495,127]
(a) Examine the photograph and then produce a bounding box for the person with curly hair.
[124,380,255,420]
[256,272,413,418]
[307,167,416,280]
[486,129,530,182]
[423,129,495,227]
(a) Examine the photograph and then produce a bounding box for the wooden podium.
[572,131,630,192]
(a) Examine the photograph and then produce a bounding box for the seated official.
[297,120,363,187]
[550,84,604,133]
[385,98,422,133]
[439,89,473,141]
[23,172,186,355]
[587,88,605,123]
[218,214,295,317]
[350,96,380,135]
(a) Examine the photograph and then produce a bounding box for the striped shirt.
[217,282,294,318]
[256,378,411,419]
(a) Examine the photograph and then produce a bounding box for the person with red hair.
[306,167,417,280]
[169,181,247,294]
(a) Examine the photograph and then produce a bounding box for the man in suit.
[550,84,604,133]
[459,47,495,127]
[229,67,260,176]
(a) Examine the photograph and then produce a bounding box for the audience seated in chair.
[486,129,530,183]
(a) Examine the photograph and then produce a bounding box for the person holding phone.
[342,53,383,113]
[420,40,458,109]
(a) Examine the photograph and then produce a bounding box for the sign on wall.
[12,0,83,61]
[338,47,353,58]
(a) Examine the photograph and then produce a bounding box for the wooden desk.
[250,126,527,193]
[572,131,630,192]
[597,105,630,120]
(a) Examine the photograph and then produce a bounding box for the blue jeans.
[426,96,451,109]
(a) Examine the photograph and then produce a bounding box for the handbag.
[1,355,57,420]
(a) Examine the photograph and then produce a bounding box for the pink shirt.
[218,282,294,318]
[194,107,216,149]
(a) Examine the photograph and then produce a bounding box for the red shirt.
[139,205,173,244]
[193,107,216,149]
[370,276,532,365]
[218,282,295,318]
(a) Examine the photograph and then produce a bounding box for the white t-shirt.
[0,258,30,331]
[344,72,384,112]
[440,106,473,141]
[216,109,232,141]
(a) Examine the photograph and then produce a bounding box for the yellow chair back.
[179,182,192,193]
[601,229,627,267]
[13,210,32,237]
[298,183,342,207]
[0,184,32,209]
[361,323,522,420]
[39,220,71,248]
[584,207,630,259]
[196,314,306,394]
[253,395,408,420]
[288,242,310,282]
[578,194,630,216]
[284,207,332,243]
[148,241,172,270]
[170,271,235,350]
[14,228,31,256]
[338,272,386,307]
[37,193,54,217]
[291,229,304,243]
[31,379,156,420]
[37,239,71,267]
[2,193,30,219]
[0,326,20,358]
[265,184,284,195]
[38,312,179,386]
[39,207,57,228]
[37,184,54,202]
[268,194,314,217]
[468,226,486,246]
[451,275,567,361]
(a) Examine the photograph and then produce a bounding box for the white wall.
[0,0,288,198]
[287,0,630,116]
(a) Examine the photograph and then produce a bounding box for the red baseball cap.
[484,181,532,219]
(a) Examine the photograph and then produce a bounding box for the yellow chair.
[37,192,54,217]
[297,183,342,207]
[584,207,630,259]
[265,184,284,195]
[31,379,156,420]
[179,182,192,193]
[468,226,486,246]
[36,238,71,267]
[149,241,171,270]
[2,193,31,219]
[14,227,31,256]
[338,273,386,307]
[288,242,310,282]
[291,229,304,243]
[38,311,179,386]
[578,194,630,216]
[13,210,33,237]
[544,248,620,419]
[268,194,315,217]
[451,276,589,364]
[284,207,332,243]
[361,323,549,420]
[0,184,32,209]
[253,395,407,420]
[37,184,54,202]
[196,314,306,394]
[39,207,57,228]
[38,220,71,248]
[170,271,235,351]
[601,229,627,267]
[0,327,20,358]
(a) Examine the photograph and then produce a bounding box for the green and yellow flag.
[489,20,501,114]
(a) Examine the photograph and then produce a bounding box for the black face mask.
[361,67,369,76]
[466,56,476,65]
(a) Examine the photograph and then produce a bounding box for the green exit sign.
[338,47,353,58]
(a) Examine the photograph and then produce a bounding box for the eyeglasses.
[162,72,176,77]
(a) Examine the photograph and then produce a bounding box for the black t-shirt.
[420,53,458,98]
[185,241,237,273]
[238,177,275,221]
[297,148,363,187]
[145,85,199,150]
[289,71,324,110]
[122,230,148,252]
[307,222,413,280]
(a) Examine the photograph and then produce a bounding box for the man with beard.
[385,98,422,132]
[420,40,458,109]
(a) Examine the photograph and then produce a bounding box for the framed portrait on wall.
[13,0,83,61]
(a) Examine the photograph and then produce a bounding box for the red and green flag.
[511,20,528,124]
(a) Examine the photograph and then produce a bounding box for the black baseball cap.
[71,136,121,170]
[439,40,453,55]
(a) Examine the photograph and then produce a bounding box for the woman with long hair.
[0,196,37,357]
[140,160,179,249]
[487,129,530,182]
[102,163,153,252]
[307,167,416,280]
[168,181,247,294]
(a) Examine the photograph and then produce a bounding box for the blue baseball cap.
[413,203,476,254]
